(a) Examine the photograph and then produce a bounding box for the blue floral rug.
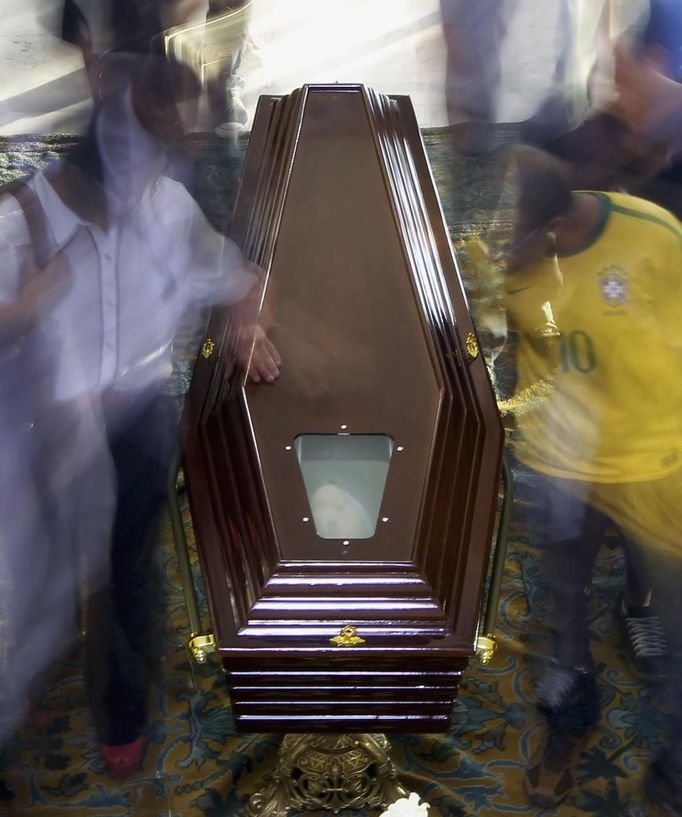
[0,128,665,817]
[0,487,660,817]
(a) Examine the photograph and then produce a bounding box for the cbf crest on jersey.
[599,267,628,307]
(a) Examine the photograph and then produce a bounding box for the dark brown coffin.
[182,85,503,732]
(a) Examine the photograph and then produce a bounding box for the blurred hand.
[235,323,281,384]
[19,251,73,318]
[610,46,682,139]
[0,251,72,346]
[228,261,281,384]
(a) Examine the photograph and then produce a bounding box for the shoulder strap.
[1,178,52,270]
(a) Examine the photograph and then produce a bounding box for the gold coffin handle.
[476,454,514,665]
[167,458,216,665]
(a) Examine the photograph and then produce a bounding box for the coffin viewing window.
[294,434,394,539]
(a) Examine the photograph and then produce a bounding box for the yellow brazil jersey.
[506,191,682,483]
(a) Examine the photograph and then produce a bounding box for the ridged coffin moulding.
[181,84,503,733]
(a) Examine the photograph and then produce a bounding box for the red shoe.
[101,737,145,778]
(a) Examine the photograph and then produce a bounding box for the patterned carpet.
[0,487,661,817]
[0,127,666,817]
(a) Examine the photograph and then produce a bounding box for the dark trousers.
[531,472,682,771]
[86,391,177,746]
[533,475,650,668]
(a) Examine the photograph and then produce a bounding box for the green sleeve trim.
[607,197,682,245]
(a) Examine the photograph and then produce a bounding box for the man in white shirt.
[0,53,279,775]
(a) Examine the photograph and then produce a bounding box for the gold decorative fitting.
[188,632,216,664]
[497,374,555,418]
[330,624,366,647]
[476,633,497,665]
[201,338,215,359]
[247,733,408,816]
[465,331,479,360]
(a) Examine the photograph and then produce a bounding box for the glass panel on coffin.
[294,434,394,539]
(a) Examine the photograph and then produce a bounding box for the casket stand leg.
[247,733,409,817]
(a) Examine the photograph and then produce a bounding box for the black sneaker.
[619,596,670,685]
[0,779,14,802]
[536,663,584,711]
[535,661,600,737]
[645,759,682,814]
[0,778,15,816]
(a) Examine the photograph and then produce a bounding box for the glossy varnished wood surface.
[182,85,503,731]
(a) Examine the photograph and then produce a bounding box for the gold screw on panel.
[330,625,366,646]
[465,332,479,360]
[201,338,215,359]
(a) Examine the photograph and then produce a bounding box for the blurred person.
[0,50,279,779]
[521,0,612,146]
[518,1,669,196]
[522,1,682,204]
[439,0,511,154]
[61,0,253,135]
[204,0,252,135]
[62,0,166,54]
[0,183,116,745]
[0,0,168,134]
[613,46,682,146]
[72,53,278,775]
[504,146,682,810]
[607,0,682,218]
[637,0,682,83]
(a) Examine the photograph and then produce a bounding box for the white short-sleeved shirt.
[0,167,255,401]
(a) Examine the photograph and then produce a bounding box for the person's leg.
[588,483,672,684]
[89,392,177,770]
[440,0,507,123]
[525,476,606,807]
[536,477,606,672]
[575,472,682,808]
[108,396,176,659]
[636,549,682,811]
[646,692,682,810]
[205,0,250,133]
[440,0,508,154]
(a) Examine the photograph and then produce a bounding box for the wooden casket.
[182,84,503,733]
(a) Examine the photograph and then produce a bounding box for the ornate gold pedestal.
[247,734,409,816]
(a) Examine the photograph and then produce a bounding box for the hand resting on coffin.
[230,261,281,384]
